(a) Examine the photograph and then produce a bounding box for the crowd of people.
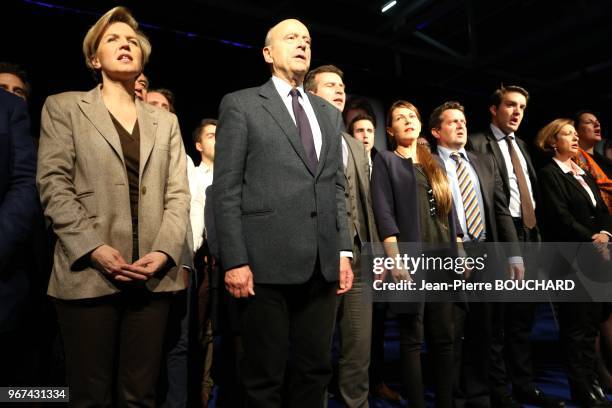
[2,6,612,408]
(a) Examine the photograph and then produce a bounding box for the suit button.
[311,211,317,217]
[141,186,147,195]
[347,211,351,216]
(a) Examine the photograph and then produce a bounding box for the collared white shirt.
[490,124,536,217]
[341,137,348,168]
[271,76,323,159]
[438,146,487,242]
[188,157,214,252]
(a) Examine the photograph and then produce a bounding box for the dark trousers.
[55,290,172,407]
[212,258,245,408]
[453,302,492,408]
[335,244,372,408]
[163,271,198,408]
[239,270,337,408]
[369,303,388,387]
[0,326,35,386]
[558,302,602,394]
[490,219,540,397]
[398,302,455,408]
[197,262,214,404]
[490,302,537,395]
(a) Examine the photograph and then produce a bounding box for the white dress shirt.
[188,157,214,252]
[490,124,536,217]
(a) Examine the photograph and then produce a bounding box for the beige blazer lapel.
[77,86,125,168]
[136,99,158,179]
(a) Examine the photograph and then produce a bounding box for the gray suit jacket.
[213,79,351,284]
[37,86,191,300]
[342,133,379,245]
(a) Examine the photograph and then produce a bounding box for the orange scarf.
[575,148,612,213]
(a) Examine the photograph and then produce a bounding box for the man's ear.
[489,104,497,118]
[431,128,441,140]
[195,142,203,153]
[262,46,273,64]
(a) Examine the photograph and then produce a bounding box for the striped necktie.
[451,152,484,241]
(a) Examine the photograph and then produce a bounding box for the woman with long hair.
[371,100,460,408]
[37,7,190,406]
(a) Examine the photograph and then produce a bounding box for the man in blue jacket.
[0,88,39,385]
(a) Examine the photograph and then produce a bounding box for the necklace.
[394,149,419,163]
[394,149,411,160]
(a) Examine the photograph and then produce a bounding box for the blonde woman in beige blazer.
[36,7,190,406]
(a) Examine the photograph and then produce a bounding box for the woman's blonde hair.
[535,118,574,156]
[82,6,151,80]
[386,100,453,219]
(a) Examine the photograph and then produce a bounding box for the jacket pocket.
[77,191,97,218]
[242,209,274,217]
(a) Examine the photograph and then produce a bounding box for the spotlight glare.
[381,0,397,13]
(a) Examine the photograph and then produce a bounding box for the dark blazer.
[0,90,37,332]
[371,150,462,310]
[435,150,521,268]
[538,160,612,242]
[213,79,351,284]
[467,127,540,212]
[204,185,218,259]
[463,151,518,244]
[371,150,459,243]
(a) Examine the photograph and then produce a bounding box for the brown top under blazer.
[37,86,191,300]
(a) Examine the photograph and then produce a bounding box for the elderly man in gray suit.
[212,19,353,408]
[305,64,379,408]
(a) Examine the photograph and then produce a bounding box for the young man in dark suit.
[213,19,353,407]
[467,86,564,408]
